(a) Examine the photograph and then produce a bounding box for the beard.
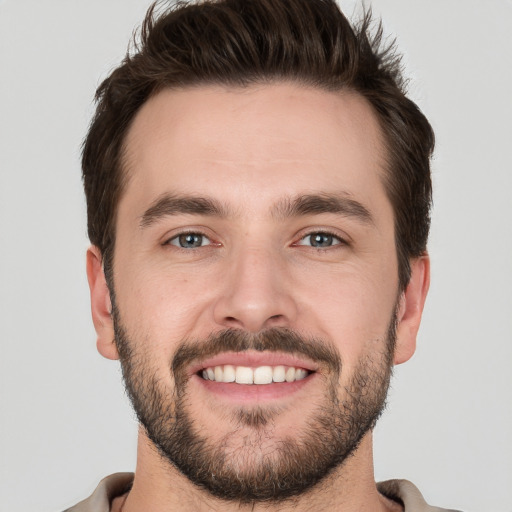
[113,308,396,504]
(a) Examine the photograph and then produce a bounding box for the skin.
[87,83,429,511]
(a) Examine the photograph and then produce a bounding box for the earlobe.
[86,246,119,361]
[394,254,430,365]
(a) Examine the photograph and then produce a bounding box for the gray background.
[1,1,511,511]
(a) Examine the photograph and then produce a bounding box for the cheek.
[293,262,398,357]
[114,262,217,347]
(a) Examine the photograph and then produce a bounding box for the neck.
[116,429,400,512]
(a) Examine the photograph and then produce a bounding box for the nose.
[213,246,298,333]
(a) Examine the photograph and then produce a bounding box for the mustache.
[171,328,341,381]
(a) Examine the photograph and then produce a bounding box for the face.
[88,83,428,502]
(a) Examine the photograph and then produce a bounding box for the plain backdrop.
[1,1,511,511]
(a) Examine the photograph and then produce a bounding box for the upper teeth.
[202,365,309,384]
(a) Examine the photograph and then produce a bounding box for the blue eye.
[169,233,211,248]
[298,232,343,248]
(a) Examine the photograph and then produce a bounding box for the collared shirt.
[64,473,462,512]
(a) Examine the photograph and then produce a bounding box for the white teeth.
[273,365,286,382]
[223,364,236,383]
[235,366,253,384]
[253,366,273,385]
[285,367,296,382]
[201,364,310,384]
[295,368,308,381]
[214,366,223,382]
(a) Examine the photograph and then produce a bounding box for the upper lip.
[188,350,319,376]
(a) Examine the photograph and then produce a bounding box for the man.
[68,0,460,510]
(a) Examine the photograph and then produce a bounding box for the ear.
[86,246,119,360]
[394,254,430,365]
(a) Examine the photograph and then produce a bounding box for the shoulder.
[63,473,134,512]
[378,479,463,512]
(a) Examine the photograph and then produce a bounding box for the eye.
[168,232,212,249]
[297,232,344,248]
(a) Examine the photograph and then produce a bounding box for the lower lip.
[192,373,316,403]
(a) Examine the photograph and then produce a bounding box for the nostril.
[266,314,286,326]
[222,316,246,329]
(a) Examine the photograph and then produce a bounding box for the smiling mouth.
[199,365,313,384]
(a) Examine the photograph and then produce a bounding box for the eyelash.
[164,230,214,249]
[295,230,347,249]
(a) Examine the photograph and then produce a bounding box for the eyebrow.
[139,191,374,229]
[140,193,230,228]
[271,193,374,225]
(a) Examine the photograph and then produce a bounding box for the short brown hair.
[82,0,434,290]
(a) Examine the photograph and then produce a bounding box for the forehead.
[120,83,388,218]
